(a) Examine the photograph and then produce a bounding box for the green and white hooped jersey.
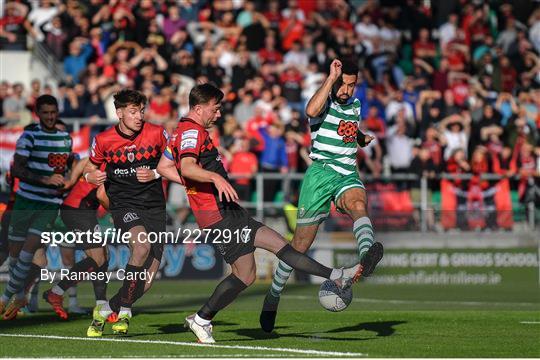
[309,97,361,175]
[15,123,72,204]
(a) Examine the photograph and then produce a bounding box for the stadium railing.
[0,118,537,232]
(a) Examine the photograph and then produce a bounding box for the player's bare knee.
[93,254,106,267]
[238,271,256,286]
[291,238,311,253]
[131,243,151,265]
[350,199,367,213]
[232,268,256,287]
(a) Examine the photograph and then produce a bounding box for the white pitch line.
[75,293,539,307]
[520,321,540,324]
[0,333,367,357]
[281,295,539,307]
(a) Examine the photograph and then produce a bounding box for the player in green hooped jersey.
[0,95,75,320]
[260,59,385,332]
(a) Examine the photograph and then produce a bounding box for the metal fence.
[1,118,538,231]
[227,172,538,231]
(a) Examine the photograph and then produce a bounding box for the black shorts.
[60,205,102,250]
[206,208,264,264]
[110,207,166,262]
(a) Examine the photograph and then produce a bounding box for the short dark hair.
[341,59,359,77]
[113,89,147,109]
[35,95,58,111]
[189,83,224,108]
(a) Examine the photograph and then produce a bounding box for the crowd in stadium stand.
[1,0,539,207]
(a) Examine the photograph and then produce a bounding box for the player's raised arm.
[180,156,238,203]
[305,59,342,118]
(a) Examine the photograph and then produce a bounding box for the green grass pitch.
[0,279,538,358]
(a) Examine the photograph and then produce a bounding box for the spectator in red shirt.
[363,105,386,141]
[497,56,517,93]
[422,126,444,170]
[258,35,283,65]
[0,2,34,50]
[146,89,173,124]
[229,136,258,201]
[280,65,304,113]
[413,27,437,65]
[279,3,304,51]
[263,0,282,30]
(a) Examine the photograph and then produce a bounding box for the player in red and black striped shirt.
[157,83,363,343]
[83,89,168,335]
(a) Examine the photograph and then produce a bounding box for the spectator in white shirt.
[439,113,471,160]
[438,13,458,50]
[283,41,309,71]
[386,117,414,172]
[355,13,379,55]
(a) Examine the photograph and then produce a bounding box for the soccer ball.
[318,279,353,312]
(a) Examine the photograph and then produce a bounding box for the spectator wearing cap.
[440,113,471,160]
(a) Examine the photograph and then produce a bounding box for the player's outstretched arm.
[180,157,238,203]
[156,153,183,184]
[305,59,342,118]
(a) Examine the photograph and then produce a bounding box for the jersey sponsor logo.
[337,120,358,144]
[181,129,198,140]
[48,153,69,173]
[123,212,140,223]
[181,138,197,150]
